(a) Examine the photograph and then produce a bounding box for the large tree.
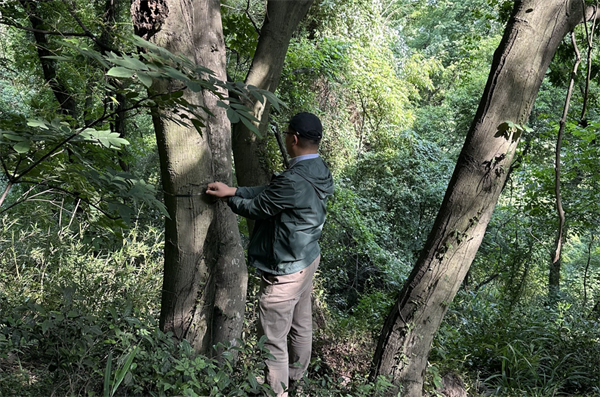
[131,0,247,353]
[130,0,316,353]
[371,1,596,395]
[232,0,313,189]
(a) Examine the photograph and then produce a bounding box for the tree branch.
[60,0,120,54]
[0,181,13,209]
[271,121,289,169]
[580,0,598,121]
[583,233,595,306]
[552,32,581,265]
[0,179,119,219]
[0,20,89,37]
[11,94,162,186]
[245,0,261,35]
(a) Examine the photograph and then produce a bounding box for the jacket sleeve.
[235,185,267,199]
[228,174,298,220]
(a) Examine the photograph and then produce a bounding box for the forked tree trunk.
[132,0,247,354]
[232,0,314,191]
[372,1,593,395]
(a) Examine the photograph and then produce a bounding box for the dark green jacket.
[228,157,334,275]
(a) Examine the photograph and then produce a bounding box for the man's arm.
[206,183,267,201]
[236,186,267,199]
[228,175,298,220]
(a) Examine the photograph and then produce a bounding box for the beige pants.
[258,256,319,397]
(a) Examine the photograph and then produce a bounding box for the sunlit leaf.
[106,67,134,78]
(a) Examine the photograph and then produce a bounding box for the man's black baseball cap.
[288,112,323,141]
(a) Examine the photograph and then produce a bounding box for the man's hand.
[206,182,237,201]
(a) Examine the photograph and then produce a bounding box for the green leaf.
[106,67,134,78]
[164,66,189,81]
[103,351,112,397]
[250,90,266,104]
[13,141,30,153]
[137,72,153,88]
[186,81,202,92]
[192,118,205,135]
[111,346,138,396]
[239,113,261,138]
[261,91,283,111]
[226,108,240,123]
[27,119,49,129]
[3,133,26,141]
[41,319,52,333]
[110,56,148,71]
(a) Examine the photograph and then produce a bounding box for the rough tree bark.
[131,0,247,354]
[232,0,314,191]
[371,1,595,396]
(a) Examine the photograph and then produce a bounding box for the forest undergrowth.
[1,216,600,397]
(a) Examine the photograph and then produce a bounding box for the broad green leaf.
[41,319,52,333]
[106,67,134,78]
[99,137,111,147]
[261,91,283,111]
[3,133,25,141]
[226,108,240,123]
[27,119,49,129]
[164,66,189,81]
[110,56,148,71]
[186,81,202,92]
[238,109,259,123]
[239,113,261,137]
[137,72,153,88]
[250,90,266,104]
[13,141,31,153]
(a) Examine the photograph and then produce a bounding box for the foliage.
[320,131,454,311]
[432,290,600,396]
[0,297,276,396]
[3,0,600,395]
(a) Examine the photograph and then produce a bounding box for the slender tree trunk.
[19,0,76,117]
[583,234,594,306]
[550,32,581,299]
[371,2,594,396]
[132,0,247,354]
[232,0,314,191]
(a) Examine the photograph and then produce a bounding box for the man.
[206,112,334,396]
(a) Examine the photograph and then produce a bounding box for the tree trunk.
[20,0,76,117]
[371,2,593,396]
[232,0,314,191]
[133,0,247,354]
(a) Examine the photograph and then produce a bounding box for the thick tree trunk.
[371,2,593,396]
[133,0,247,354]
[232,0,314,191]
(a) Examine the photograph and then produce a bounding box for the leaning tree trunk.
[132,0,247,354]
[371,1,593,396]
[232,0,314,191]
